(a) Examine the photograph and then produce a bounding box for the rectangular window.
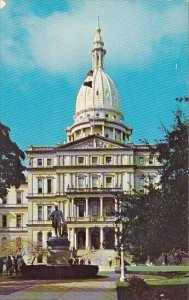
[47,159,52,166]
[92,156,98,164]
[16,191,22,204]
[37,159,42,166]
[38,178,43,194]
[92,204,98,216]
[16,215,21,227]
[139,178,144,192]
[47,206,52,220]
[92,176,98,188]
[78,157,84,164]
[106,177,112,188]
[2,196,7,204]
[78,205,85,217]
[2,215,7,227]
[38,206,43,221]
[78,177,84,188]
[139,157,144,165]
[149,156,153,164]
[47,178,52,193]
[105,156,112,164]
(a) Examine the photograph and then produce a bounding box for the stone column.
[86,227,89,249]
[102,125,105,136]
[115,227,118,247]
[86,198,89,218]
[115,198,118,212]
[67,198,70,219]
[71,198,74,218]
[68,228,71,241]
[72,228,75,248]
[100,198,103,220]
[130,172,134,191]
[100,227,103,249]
[113,128,116,140]
[74,231,77,249]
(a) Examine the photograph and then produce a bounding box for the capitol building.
[0,23,161,263]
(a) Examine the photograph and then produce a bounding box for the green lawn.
[127,265,189,272]
[117,276,189,287]
[145,277,189,285]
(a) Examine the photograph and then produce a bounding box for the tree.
[117,107,188,262]
[155,108,188,253]
[0,122,25,198]
[156,109,188,194]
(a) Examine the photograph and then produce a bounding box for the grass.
[117,276,189,287]
[145,276,189,285]
[127,265,189,272]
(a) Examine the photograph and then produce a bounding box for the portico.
[68,225,115,250]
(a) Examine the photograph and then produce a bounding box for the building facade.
[0,23,161,261]
[0,183,29,256]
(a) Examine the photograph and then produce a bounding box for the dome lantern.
[92,17,106,70]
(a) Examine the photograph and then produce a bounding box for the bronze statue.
[50,205,64,237]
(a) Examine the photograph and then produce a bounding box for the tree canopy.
[0,122,25,198]
[117,108,188,262]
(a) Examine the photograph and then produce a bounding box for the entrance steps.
[77,249,117,271]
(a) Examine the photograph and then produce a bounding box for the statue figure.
[50,205,64,237]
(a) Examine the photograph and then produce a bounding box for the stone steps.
[77,249,117,268]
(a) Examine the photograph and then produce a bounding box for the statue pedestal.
[47,235,70,265]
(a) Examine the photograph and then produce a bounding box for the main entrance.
[77,230,86,249]
[91,227,100,249]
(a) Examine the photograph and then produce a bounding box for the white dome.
[75,68,121,118]
[66,22,132,144]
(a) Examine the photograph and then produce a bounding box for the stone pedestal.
[47,235,71,265]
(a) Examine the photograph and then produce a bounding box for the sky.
[0,0,188,154]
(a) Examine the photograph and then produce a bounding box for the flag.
[83,81,92,88]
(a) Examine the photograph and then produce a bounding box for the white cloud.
[1,0,187,73]
[0,0,6,9]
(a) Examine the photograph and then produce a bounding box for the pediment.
[57,136,130,150]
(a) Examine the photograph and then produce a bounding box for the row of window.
[37,178,52,194]
[77,176,113,189]
[37,205,52,220]
[36,176,114,194]
[29,158,52,166]
[31,156,154,167]
[138,177,154,192]
[1,191,23,205]
[37,203,107,219]
[84,113,119,120]
[138,156,153,165]
[1,215,22,228]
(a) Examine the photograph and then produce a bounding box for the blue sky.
[0,0,188,153]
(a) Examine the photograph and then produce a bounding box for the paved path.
[0,272,119,300]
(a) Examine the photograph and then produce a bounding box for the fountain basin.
[22,264,99,280]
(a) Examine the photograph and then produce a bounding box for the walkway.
[0,271,119,300]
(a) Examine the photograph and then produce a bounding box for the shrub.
[127,276,173,300]
[128,276,148,289]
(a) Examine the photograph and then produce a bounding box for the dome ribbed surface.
[75,68,121,114]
